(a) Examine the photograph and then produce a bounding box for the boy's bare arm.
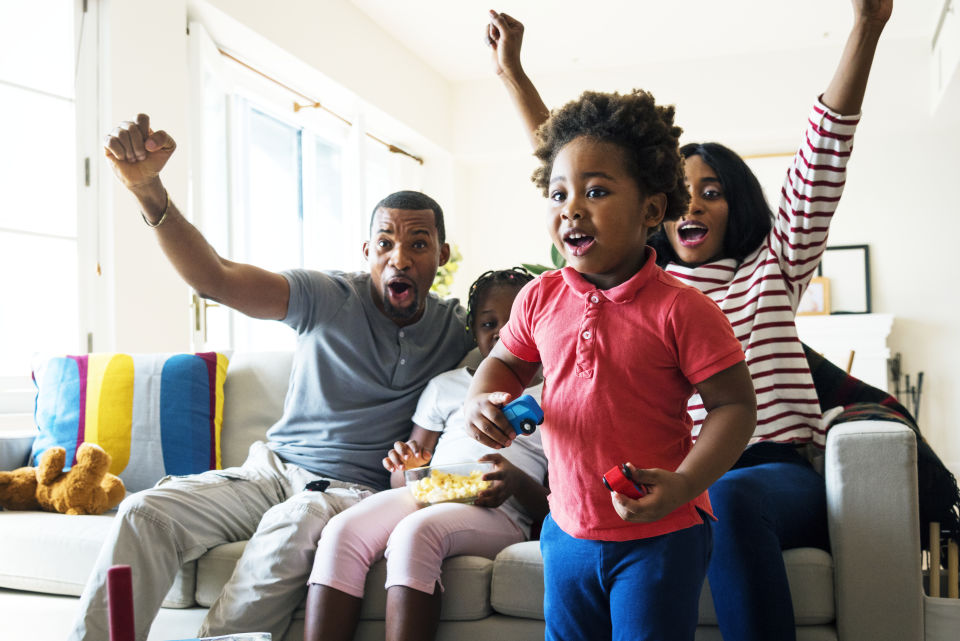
[104,114,290,320]
[464,341,540,449]
[612,360,756,523]
[821,0,892,115]
[487,10,550,149]
[677,360,757,495]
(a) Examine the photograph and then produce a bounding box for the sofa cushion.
[699,547,835,625]
[31,352,230,492]
[195,540,493,621]
[0,511,196,608]
[218,352,292,468]
[490,542,835,625]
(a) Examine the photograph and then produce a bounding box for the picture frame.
[818,245,871,314]
[798,276,831,316]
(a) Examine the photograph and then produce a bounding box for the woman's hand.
[474,453,523,508]
[382,440,432,473]
[609,463,696,523]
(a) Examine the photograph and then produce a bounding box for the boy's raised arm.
[487,10,550,149]
[464,341,540,449]
[104,114,291,321]
[821,0,892,115]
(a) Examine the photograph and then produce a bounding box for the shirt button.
[400,358,406,365]
[399,330,405,338]
[590,295,599,303]
[582,330,592,340]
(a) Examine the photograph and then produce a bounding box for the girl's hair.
[647,142,774,267]
[531,89,690,223]
[466,267,535,332]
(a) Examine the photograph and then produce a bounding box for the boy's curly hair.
[531,90,690,222]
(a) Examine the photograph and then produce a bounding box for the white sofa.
[0,351,934,640]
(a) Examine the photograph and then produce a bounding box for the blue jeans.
[707,442,829,641]
[540,512,711,641]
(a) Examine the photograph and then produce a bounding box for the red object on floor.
[107,565,135,641]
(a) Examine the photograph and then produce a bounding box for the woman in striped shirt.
[487,1,892,638]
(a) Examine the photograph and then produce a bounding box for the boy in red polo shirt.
[464,90,757,641]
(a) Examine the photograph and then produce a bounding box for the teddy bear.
[0,443,125,515]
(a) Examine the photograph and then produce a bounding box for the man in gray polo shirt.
[69,115,474,641]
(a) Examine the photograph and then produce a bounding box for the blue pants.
[540,512,711,641]
[707,442,829,641]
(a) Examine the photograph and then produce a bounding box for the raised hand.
[486,10,525,78]
[382,439,433,473]
[854,0,893,25]
[103,114,176,194]
[474,453,524,508]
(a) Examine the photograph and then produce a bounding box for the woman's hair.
[647,142,774,267]
[531,89,690,223]
[465,267,534,332]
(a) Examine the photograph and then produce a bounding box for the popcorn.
[409,468,491,505]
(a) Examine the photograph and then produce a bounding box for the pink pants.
[309,487,524,596]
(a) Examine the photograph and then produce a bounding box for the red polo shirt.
[500,251,744,541]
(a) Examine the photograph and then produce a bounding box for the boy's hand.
[474,453,522,508]
[382,440,432,472]
[464,391,517,449]
[609,463,695,523]
[486,10,525,78]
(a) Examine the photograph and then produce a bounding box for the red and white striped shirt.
[667,99,859,449]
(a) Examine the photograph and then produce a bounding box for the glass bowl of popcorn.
[405,462,494,506]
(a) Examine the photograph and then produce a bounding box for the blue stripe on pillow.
[32,357,81,467]
[159,354,212,476]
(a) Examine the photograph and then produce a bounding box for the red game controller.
[602,463,647,499]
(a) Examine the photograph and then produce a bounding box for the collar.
[559,247,659,304]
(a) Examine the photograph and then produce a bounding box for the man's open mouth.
[387,280,414,302]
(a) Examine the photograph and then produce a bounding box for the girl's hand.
[464,391,517,449]
[382,440,432,473]
[609,463,695,523]
[474,453,522,508]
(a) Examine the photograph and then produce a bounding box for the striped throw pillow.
[31,352,230,493]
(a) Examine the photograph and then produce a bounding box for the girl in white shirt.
[303,267,548,641]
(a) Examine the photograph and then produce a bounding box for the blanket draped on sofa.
[804,343,960,547]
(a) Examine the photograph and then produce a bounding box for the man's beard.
[381,282,420,322]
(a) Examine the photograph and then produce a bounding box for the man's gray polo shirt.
[266,269,473,490]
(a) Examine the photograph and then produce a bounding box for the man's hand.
[609,463,695,524]
[486,10,525,78]
[474,453,523,508]
[382,440,432,473]
[464,391,517,449]
[103,114,176,210]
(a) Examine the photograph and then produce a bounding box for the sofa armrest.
[826,420,923,641]
[0,430,35,471]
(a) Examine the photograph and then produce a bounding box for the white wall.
[101,0,192,353]
[451,36,960,469]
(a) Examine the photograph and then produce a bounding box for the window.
[190,29,422,352]
[0,0,97,427]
